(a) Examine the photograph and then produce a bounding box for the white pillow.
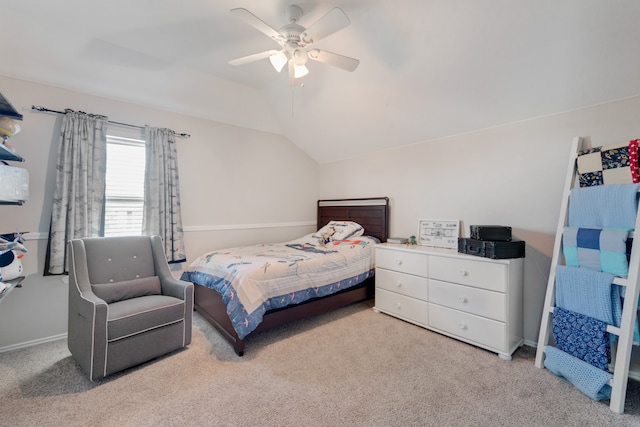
[313,221,365,241]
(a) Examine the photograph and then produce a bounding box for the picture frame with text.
[417,219,460,249]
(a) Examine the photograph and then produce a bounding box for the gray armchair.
[67,235,193,381]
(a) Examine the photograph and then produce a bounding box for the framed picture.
[418,219,460,249]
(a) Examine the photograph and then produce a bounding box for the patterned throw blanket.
[562,227,630,277]
[552,307,610,371]
[181,234,378,338]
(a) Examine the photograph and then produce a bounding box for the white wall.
[3,71,640,355]
[319,95,640,345]
[0,75,319,351]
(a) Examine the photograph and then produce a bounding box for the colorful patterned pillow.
[577,141,640,187]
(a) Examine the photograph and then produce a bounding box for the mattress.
[180,233,378,338]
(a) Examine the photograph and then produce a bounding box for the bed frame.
[193,197,389,356]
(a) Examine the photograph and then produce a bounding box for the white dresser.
[373,243,524,360]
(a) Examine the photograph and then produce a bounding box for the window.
[104,135,145,236]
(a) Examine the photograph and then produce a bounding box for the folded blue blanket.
[568,183,640,229]
[544,346,612,401]
[555,265,620,326]
[563,227,630,277]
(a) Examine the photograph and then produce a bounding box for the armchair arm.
[150,235,194,345]
[159,276,194,346]
[160,275,194,300]
[67,239,109,381]
[150,235,193,299]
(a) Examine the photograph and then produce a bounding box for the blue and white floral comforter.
[180,233,378,339]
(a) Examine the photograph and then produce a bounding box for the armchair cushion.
[91,276,162,304]
[107,295,186,342]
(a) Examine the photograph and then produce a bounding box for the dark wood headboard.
[317,197,389,243]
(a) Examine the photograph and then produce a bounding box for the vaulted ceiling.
[1,0,639,163]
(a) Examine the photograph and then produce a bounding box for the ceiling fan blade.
[302,8,350,44]
[308,49,359,72]
[229,50,280,66]
[230,8,282,42]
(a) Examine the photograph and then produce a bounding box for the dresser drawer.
[429,303,506,351]
[376,268,428,300]
[429,279,506,322]
[376,247,428,277]
[375,288,429,326]
[428,256,507,292]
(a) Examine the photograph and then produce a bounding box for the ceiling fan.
[228,4,359,86]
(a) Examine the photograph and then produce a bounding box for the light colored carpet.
[1,301,639,427]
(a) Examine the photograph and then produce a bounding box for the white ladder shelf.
[534,136,640,414]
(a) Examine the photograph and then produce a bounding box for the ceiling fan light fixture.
[269,52,288,72]
[293,63,309,78]
[229,5,359,84]
[291,47,308,65]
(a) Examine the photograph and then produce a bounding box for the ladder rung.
[604,326,640,346]
[551,311,639,342]
[613,277,628,286]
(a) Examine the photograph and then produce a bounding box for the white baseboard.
[0,333,67,354]
[523,339,537,348]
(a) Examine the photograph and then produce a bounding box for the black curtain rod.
[31,105,191,138]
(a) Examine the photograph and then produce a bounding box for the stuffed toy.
[0,117,21,152]
[0,117,21,138]
[320,226,337,245]
[0,235,27,282]
[0,250,24,281]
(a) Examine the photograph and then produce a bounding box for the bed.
[181,197,389,356]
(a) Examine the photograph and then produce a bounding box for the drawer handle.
[396,282,402,289]
[459,269,469,277]
[395,259,403,266]
[458,322,467,330]
[396,302,402,310]
[458,296,468,304]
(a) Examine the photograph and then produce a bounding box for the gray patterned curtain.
[46,111,107,274]
[142,126,186,263]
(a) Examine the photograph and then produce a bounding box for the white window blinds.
[104,135,145,236]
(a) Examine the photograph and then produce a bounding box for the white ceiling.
[1,0,639,163]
